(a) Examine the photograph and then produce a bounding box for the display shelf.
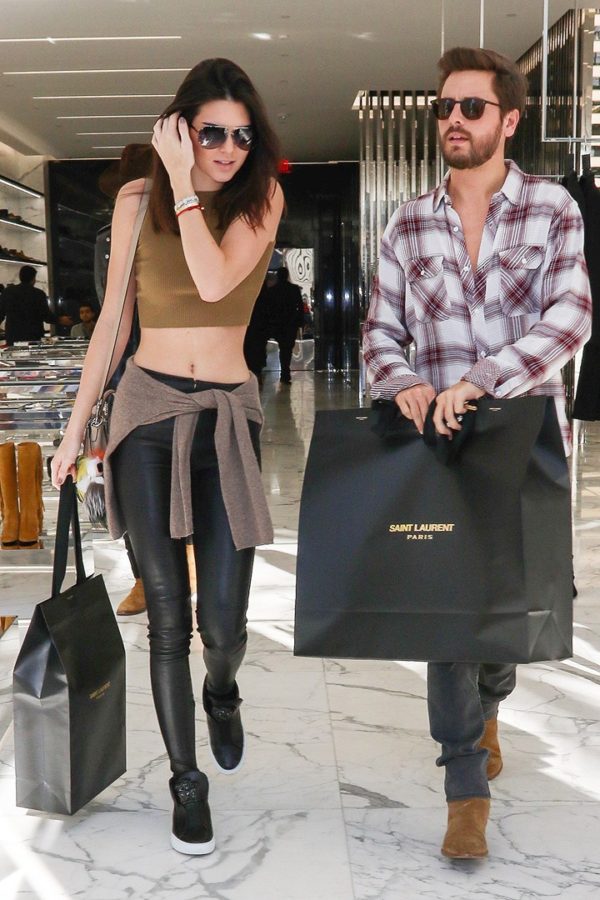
[57,203,105,224]
[0,252,46,266]
[0,215,45,234]
[0,339,93,588]
[58,234,94,249]
[0,174,44,199]
[0,173,48,291]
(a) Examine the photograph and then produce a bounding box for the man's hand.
[433,381,485,437]
[394,383,436,435]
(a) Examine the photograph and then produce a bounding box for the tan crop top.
[135,190,274,328]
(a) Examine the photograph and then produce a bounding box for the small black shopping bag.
[295,397,573,664]
[13,477,126,814]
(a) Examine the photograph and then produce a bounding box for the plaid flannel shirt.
[363,161,592,451]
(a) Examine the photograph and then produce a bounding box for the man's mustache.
[444,127,471,140]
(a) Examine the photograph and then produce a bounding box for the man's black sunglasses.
[430,97,502,121]
[190,123,253,151]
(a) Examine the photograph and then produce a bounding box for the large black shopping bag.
[13,477,126,814]
[295,397,573,663]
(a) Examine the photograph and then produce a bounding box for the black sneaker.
[169,770,215,855]
[203,680,245,775]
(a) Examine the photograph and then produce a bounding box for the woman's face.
[189,99,252,190]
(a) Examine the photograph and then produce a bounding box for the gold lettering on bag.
[89,680,111,701]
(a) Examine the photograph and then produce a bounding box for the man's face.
[79,306,94,323]
[437,70,518,171]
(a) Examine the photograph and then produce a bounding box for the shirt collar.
[433,159,524,212]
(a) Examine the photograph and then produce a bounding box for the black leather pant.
[111,369,260,775]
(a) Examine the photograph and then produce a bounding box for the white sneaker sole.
[209,740,245,776]
[170,833,216,855]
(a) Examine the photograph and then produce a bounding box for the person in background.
[51,57,283,856]
[96,144,154,618]
[266,266,304,384]
[243,274,272,385]
[363,46,591,860]
[70,302,97,340]
[0,265,69,344]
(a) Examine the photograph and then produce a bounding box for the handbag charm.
[76,390,115,527]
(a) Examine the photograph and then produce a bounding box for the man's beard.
[441,120,503,170]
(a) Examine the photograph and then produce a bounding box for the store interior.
[1,2,600,898]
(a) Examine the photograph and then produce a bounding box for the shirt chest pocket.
[498,245,544,316]
[404,255,450,323]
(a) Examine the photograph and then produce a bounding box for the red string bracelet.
[175,204,204,218]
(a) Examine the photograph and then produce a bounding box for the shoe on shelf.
[169,769,215,855]
[116,578,146,615]
[203,679,245,775]
[479,717,503,780]
[441,797,490,859]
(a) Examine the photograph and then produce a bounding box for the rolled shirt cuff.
[368,373,428,400]
[461,358,501,395]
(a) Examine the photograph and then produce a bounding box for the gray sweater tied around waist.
[103,359,273,550]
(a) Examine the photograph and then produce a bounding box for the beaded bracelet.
[174,194,199,214]
[175,203,203,218]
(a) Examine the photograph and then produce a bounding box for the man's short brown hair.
[437,47,528,116]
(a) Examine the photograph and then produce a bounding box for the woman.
[51,58,283,855]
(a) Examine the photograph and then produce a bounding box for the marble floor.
[0,371,599,899]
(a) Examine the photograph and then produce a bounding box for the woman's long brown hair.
[150,58,281,234]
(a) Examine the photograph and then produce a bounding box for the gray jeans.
[427,662,517,801]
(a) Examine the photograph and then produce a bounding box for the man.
[93,143,153,617]
[363,47,591,859]
[266,267,304,384]
[243,276,272,385]
[70,302,97,340]
[0,265,60,344]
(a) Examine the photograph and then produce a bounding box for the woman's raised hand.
[152,113,195,186]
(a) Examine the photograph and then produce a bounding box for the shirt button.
[453,226,459,232]
[479,351,487,358]
[420,269,426,276]
[521,257,527,264]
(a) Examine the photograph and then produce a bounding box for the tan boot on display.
[480,717,503,780]
[441,797,490,859]
[0,443,19,548]
[17,442,44,548]
[116,578,146,616]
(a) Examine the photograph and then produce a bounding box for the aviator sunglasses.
[189,122,254,151]
[430,97,502,120]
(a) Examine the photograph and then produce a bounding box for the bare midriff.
[134,324,250,383]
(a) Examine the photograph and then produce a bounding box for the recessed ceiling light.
[0,35,181,43]
[77,131,152,136]
[5,68,187,75]
[35,94,173,100]
[58,114,158,120]
[252,33,272,41]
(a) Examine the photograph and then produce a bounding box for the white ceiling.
[0,0,575,162]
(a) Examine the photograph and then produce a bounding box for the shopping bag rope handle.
[52,476,87,597]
